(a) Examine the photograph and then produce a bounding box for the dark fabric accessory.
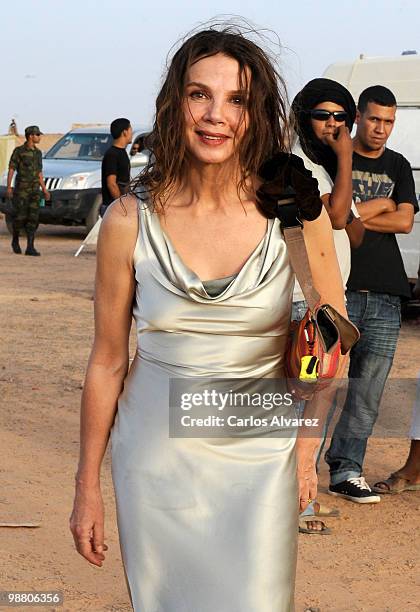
[291,77,356,180]
[256,152,323,222]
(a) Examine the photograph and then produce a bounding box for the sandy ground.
[0,221,419,612]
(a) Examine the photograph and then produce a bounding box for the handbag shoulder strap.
[275,192,320,312]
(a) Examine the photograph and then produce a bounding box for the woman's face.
[310,101,347,145]
[183,53,249,165]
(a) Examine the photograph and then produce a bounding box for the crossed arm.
[356,198,415,234]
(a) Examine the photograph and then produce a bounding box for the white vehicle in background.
[323,52,420,284]
[0,125,150,235]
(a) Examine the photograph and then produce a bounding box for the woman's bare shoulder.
[103,193,139,225]
[98,194,140,260]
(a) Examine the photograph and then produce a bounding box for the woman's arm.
[302,206,346,316]
[297,206,348,510]
[70,195,139,566]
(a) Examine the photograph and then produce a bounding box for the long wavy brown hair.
[132,24,291,209]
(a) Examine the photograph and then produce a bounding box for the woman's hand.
[69,482,108,567]
[296,438,319,513]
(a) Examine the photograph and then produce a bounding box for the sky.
[2,0,419,134]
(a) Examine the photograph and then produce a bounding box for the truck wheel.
[85,196,102,234]
[5,214,14,235]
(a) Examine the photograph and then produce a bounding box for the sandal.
[372,472,420,495]
[299,517,331,535]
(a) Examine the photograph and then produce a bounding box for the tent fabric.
[74,217,102,256]
[0,136,16,174]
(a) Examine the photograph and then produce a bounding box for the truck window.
[45,133,113,161]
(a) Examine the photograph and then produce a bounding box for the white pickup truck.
[0,125,150,234]
[323,53,420,283]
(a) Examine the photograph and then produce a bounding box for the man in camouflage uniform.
[6,125,50,256]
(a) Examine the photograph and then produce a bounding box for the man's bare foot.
[392,467,420,485]
[373,471,420,494]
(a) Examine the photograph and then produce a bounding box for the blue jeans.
[325,290,401,485]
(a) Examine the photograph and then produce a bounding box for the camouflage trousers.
[12,189,41,234]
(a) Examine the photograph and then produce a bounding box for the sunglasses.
[310,109,347,122]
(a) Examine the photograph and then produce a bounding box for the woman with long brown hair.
[70,25,346,611]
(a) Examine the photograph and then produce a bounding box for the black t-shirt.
[347,148,418,298]
[101,145,130,207]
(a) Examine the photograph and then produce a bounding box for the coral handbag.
[276,190,360,400]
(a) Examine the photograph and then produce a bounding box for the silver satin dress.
[111,200,298,612]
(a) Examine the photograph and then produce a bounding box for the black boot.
[11,231,22,254]
[25,233,41,256]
